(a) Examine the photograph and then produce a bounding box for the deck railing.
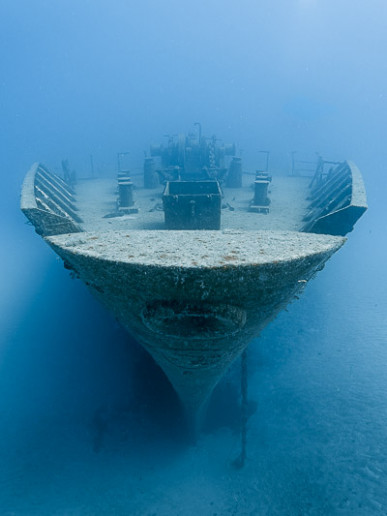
[21,163,83,237]
[302,161,367,236]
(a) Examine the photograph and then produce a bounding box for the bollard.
[118,179,134,208]
[253,180,269,206]
[255,170,272,182]
[249,179,270,213]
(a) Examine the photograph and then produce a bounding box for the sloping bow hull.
[47,229,345,417]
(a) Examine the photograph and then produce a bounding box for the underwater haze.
[1,0,387,514]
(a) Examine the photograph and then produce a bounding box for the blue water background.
[1,1,387,514]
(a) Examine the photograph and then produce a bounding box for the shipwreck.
[21,126,367,430]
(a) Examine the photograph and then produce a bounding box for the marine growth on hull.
[20,125,367,427]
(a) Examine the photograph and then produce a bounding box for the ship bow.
[47,230,345,415]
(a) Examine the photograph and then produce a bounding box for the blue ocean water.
[1,1,387,514]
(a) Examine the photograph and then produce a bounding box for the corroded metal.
[21,163,82,237]
[149,130,235,183]
[302,161,367,236]
[163,180,221,230]
[20,133,368,428]
[118,179,134,208]
[249,180,271,213]
[47,229,345,416]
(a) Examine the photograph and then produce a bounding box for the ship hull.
[47,229,345,416]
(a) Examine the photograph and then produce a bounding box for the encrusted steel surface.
[47,230,345,414]
[20,158,367,421]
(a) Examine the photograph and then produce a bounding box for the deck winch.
[147,127,236,184]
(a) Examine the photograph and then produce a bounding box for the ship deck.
[75,174,311,233]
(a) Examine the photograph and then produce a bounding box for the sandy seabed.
[2,190,385,515]
[1,286,386,516]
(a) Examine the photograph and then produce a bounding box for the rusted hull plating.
[47,230,345,417]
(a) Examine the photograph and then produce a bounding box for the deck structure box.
[163,180,221,230]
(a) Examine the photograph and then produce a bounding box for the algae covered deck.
[75,174,311,233]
